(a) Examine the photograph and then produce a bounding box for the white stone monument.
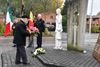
[54,8,63,49]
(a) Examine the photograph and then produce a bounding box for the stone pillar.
[67,0,88,50]
[67,1,73,46]
[77,0,88,47]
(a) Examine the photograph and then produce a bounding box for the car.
[45,23,55,31]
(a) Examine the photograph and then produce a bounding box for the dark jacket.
[34,19,45,33]
[13,20,30,46]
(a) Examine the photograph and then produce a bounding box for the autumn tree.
[0,0,64,16]
[96,12,100,16]
[61,0,68,15]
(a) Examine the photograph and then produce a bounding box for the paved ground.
[0,33,100,67]
[36,47,99,67]
[1,48,47,67]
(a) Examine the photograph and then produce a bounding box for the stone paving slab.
[1,48,100,67]
[1,48,47,67]
[0,33,99,67]
[36,48,100,67]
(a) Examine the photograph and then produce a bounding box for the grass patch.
[67,44,83,52]
[0,24,4,36]
[43,28,53,37]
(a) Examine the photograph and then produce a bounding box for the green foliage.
[91,25,100,33]
[61,0,68,15]
[43,28,53,37]
[61,0,68,32]
[62,15,67,32]
[62,15,67,26]
[0,0,7,13]
[96,12,100,16]
[0,0,63,17]
[0,24,4,36]
[67,44,83,52]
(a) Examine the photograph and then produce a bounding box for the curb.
[36,55,65,67]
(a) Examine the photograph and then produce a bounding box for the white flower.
[33,48,46,56]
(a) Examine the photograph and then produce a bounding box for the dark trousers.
[15,45,27,63]
[28,35,33,47]
[37,33,42,48]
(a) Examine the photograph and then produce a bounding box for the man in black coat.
[35,14,45,49]
[13,15,31,65]
[12,19,19,47]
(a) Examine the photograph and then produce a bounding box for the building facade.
[86,15,100,32]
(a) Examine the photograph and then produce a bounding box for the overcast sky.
[87,0,100,15]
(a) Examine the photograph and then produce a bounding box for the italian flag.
[4,9,13,36]
[28,11,34,29]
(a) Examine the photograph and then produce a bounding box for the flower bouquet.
[32,48,46,57]
[30,26,39,37]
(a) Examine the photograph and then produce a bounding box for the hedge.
[0,24,4,36]
[62,15,67,32]
[91,25,100,33]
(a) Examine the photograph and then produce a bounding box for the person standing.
[12,18,19,47]
[13,15,31,65]
[27,20,34,48]
[35,14,45,49]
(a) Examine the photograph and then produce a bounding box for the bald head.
[37,14,42,20]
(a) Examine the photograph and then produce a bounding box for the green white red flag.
[4,8,13,36]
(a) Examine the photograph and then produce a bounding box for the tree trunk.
[77,0,88,47]
[67,1,73,46]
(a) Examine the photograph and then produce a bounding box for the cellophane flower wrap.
[30,26,39,36]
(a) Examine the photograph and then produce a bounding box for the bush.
[43,28,53,37]
[62,15,67,32]
[0,24,4,36]
[91,26,100,33]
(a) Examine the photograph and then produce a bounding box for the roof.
[87,15,100,19]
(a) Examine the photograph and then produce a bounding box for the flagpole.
[4,0,13,36]
[7,0,9,5]
[89,0,93,34]
[29,0,35,52]
[7,0,10,10]
[21,0,25,16]
[30,0,33,11]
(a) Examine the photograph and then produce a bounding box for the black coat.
[13,20,30,46]
[34,19,45,33]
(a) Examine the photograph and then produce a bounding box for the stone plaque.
[93,34,100,62]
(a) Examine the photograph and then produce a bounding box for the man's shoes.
[35,47,41,49]
[23,62,30,65]
[15,62,30,65]
[35,47,38,49]
[15,62,22,64]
